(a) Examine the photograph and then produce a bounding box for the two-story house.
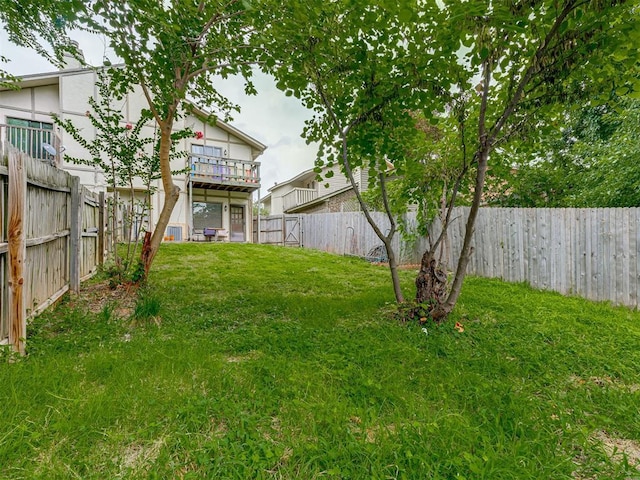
[0,49,266,243]
[261,165,369,215]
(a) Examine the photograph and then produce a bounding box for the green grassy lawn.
[2,243,640,479]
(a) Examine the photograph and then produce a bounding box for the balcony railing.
[189,155,260,192]
[283,187,318,212]
[0,124,62,166]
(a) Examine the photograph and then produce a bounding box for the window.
[193,201,223,230]
[6,117,55,161]
[190,144,227,180]
[191,144,222,157]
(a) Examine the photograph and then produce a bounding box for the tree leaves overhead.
[257,0,640,314]
[0,0,84,87]
[86,0,259,122]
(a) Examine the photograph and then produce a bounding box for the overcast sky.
[0,29,317,195]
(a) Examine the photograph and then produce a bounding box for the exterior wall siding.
[1,67,263,243]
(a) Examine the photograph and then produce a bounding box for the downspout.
[257,188,261,244]
[188,162,193,241]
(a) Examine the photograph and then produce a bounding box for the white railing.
[190,155,260,188]
[0,124,62,166]
[283,187,317,212]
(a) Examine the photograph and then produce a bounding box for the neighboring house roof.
[260,192,272,203]
[267,167,316,193]
[261,164,366,212]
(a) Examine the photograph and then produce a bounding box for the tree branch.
[487,0,584,146]
[187,59,264,83]
[430,117,470,255]
[379,171,396,241]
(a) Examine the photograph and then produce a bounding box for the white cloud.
[0,30,318,193]
[214,71,319,194]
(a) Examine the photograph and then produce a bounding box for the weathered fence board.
[8,149,26,355]
[275,207,640,309]
[1,144,105,353]
[0,158,6,344]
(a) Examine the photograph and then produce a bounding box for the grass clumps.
[1,243,639,478]
[132,289,162,325]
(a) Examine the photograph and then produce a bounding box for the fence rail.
[1,143,105,354]
[264,208,640,309]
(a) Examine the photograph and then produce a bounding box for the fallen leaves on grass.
[74,280,138,318]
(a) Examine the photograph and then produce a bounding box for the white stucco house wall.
[0,52,266,243]
[261,164,369,215]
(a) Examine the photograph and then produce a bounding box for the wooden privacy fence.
[1,144,105,354]
[283,208,640,309]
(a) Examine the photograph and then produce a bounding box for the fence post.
[281,214,286,247]
[98,191,105,266]
[69,176,82,293]
[8,149,26,356]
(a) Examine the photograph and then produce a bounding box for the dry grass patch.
[594,430,640,469]
[119,437,165,475]
[72,280,139,318]
[568,374,640,393]
[347,416,398,444]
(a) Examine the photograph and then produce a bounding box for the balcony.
[1,123,62,166]
[283,187,317,212]
[189,155,260,193]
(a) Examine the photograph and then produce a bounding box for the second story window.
[192,144,222,158]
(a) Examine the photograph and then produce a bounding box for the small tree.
[417,0,640,321]
[261,0,640,321]
[257,0,451,303]
[81,0,261,277]
[53,70,188,279]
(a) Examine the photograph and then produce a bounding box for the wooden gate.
[255,214,302,247]
[284,215,301,247]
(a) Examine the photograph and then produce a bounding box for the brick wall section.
[299,189,361,214]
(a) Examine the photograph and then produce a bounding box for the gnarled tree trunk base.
[414,251,449,322]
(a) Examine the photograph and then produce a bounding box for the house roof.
[259,192,272,203]
[266,167,316,193]
[0,64,97,91]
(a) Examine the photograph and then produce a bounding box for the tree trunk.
[430,147,490,321]
[415,184,453,314]
[415,249,448,308]
[140,124,180,278]
[385,239,404,303]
